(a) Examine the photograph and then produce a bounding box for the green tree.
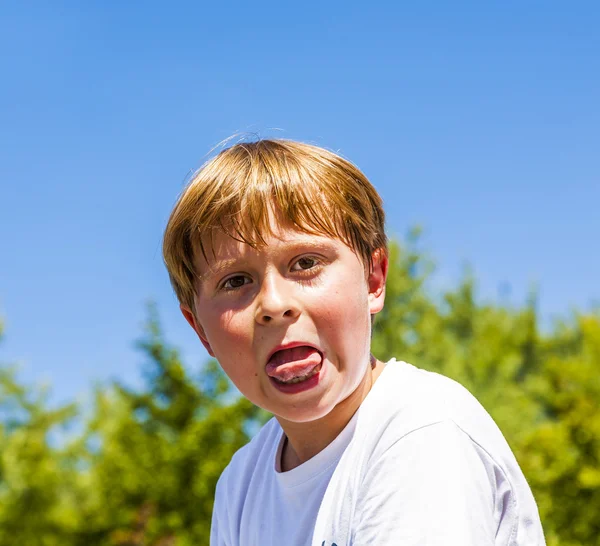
[74,304,265,546]
[519,314,600,545]
[0,319,82,546]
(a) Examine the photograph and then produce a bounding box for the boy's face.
[181,214,388,424]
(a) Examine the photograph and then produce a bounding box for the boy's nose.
[254,276,300,325]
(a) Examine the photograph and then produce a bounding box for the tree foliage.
[1,237,599,544]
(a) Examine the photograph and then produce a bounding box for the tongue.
[266,346,322,382]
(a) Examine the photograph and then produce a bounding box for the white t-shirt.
[210,360,546,545]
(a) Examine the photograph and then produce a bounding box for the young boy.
[162,139,545,545]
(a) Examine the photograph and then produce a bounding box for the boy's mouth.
[266,345,323,384]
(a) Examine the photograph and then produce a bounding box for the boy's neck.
[278,357,386,472]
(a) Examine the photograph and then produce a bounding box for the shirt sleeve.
[353,420,499,545]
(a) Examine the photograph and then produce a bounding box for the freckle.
[254,373,258,377]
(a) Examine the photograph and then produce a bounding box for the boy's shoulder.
[362,360,488,425]
[313,362,545,545]
[355,360,511,461]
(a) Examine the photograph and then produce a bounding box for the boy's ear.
[180,304,215,357]
[367,248,388,315]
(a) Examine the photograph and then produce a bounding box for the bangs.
[197,153,365,263]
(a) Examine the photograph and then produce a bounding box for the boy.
[162,139,545,545]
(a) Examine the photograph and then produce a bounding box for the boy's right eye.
[221,275,251,291]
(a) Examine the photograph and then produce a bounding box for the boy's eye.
[292,257,319,271]
[222,275,250,290]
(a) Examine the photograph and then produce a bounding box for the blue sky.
[1,2,598,408]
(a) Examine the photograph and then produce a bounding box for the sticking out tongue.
[266,346,323,382]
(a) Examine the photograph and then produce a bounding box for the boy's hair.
[163,139,387,311]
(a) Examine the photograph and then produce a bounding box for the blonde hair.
[163,139,387,311]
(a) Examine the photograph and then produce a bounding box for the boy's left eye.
[292,257,319,271]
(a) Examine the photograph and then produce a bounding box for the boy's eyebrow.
[200,258,242,281]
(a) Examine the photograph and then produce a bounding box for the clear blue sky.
[1,2,598,408]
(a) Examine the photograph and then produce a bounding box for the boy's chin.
[269,393,345,426]
[273,405,336,426]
